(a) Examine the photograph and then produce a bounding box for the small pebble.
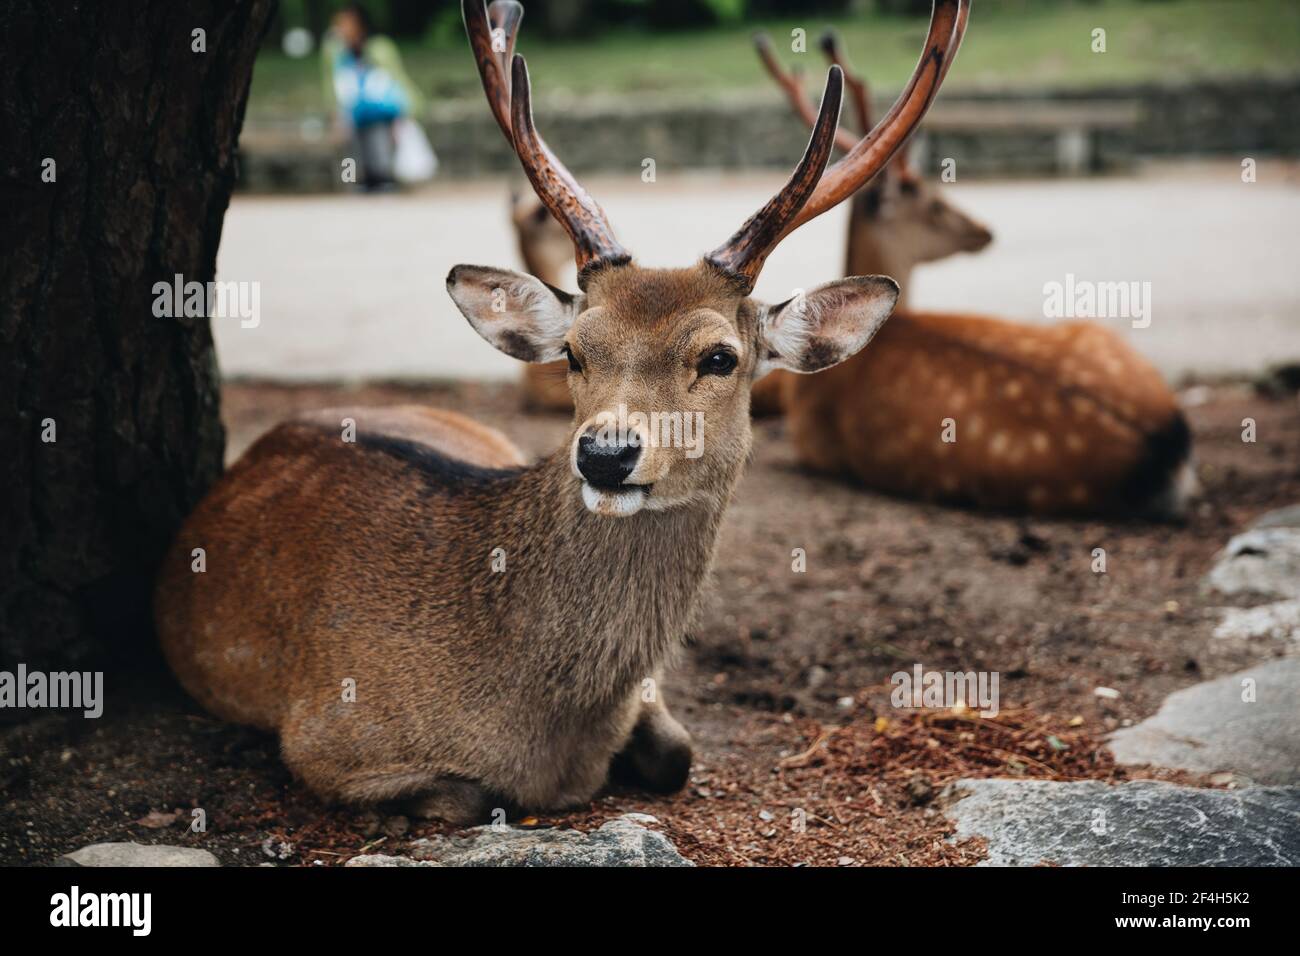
[261,837,294,861]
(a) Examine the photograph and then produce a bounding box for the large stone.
[1202,528,1300,599]
[1107,658,1300,785]
[945,779,1300,866]
[1252,504,1300,529]
[344,854,441,868]
[1214,599,1300,644]
[59,842,220,867]
[345,814,692,868]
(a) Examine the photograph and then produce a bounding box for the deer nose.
[576,433,641,489]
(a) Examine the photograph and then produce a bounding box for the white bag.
[393,118,438,184]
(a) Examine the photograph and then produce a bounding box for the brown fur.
[155,0,919,823]
[157,417,697,819]
[782,311,1187,515]
[155,262,895,822]
[295,406,527,467]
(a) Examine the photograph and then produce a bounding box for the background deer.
[750,25,1195,517]
[511,189,576,411]
[155,0,968,822]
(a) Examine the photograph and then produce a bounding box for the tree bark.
[0,1,275,672]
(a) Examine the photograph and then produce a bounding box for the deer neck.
[844,207,916,312]
[487,448,736,707]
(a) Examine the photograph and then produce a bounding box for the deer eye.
[563,344,583,373]
[699,348,738,377]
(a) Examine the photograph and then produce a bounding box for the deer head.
[755,19,990,285]
[451,0,968,517]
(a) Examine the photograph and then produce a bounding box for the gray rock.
[1252,504,1300,529]
[1203,528,1300,599]
[59,842,220,867]
[1107,658,1300,785]
[345,853,442,867]
[1214,599,1300,643]
[348,814,692,867]
[945,779,1300,866]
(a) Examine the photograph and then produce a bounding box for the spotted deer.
[154,0,968,823]
[750,26,1195,516]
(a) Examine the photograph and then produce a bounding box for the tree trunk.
[0,1,275,673]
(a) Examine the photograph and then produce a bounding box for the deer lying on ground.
[155,0,969,823]
[750,27,1195,517]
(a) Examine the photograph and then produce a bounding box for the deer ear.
[756,276,899,375]
[446,265,582,363]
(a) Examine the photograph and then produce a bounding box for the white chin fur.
[581,482,648,517]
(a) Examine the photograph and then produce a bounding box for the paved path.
[215,162,1300,382]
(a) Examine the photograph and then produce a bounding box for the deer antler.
[715,0,967,289]
[463,0,630,281]
[753,33,860,154]
[782,0,968,238]
[464,1,521,144]
[705,66,844,290]
[819,29,872,136]
[820,27,922,183]
[937,0,971,89]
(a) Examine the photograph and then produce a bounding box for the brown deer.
[748,25,1195,517]
[154,0,969,823]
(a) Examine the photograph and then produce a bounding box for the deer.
[511,188,576,411]
[153,0,970,824]
[749,26,1196,517]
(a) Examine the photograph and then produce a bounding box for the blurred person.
[321,2,429,191]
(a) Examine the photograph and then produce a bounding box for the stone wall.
[236,77,1300,192]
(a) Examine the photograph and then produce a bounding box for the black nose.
[577,433,640,489]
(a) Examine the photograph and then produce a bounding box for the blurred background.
[219,0,1300,386]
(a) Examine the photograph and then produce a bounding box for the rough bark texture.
[0,0,275,673]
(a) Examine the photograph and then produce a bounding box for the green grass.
[249,0,1300,116]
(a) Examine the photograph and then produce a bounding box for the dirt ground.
[2,378,1297,866]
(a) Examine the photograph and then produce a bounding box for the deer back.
[784,311,1191,515]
